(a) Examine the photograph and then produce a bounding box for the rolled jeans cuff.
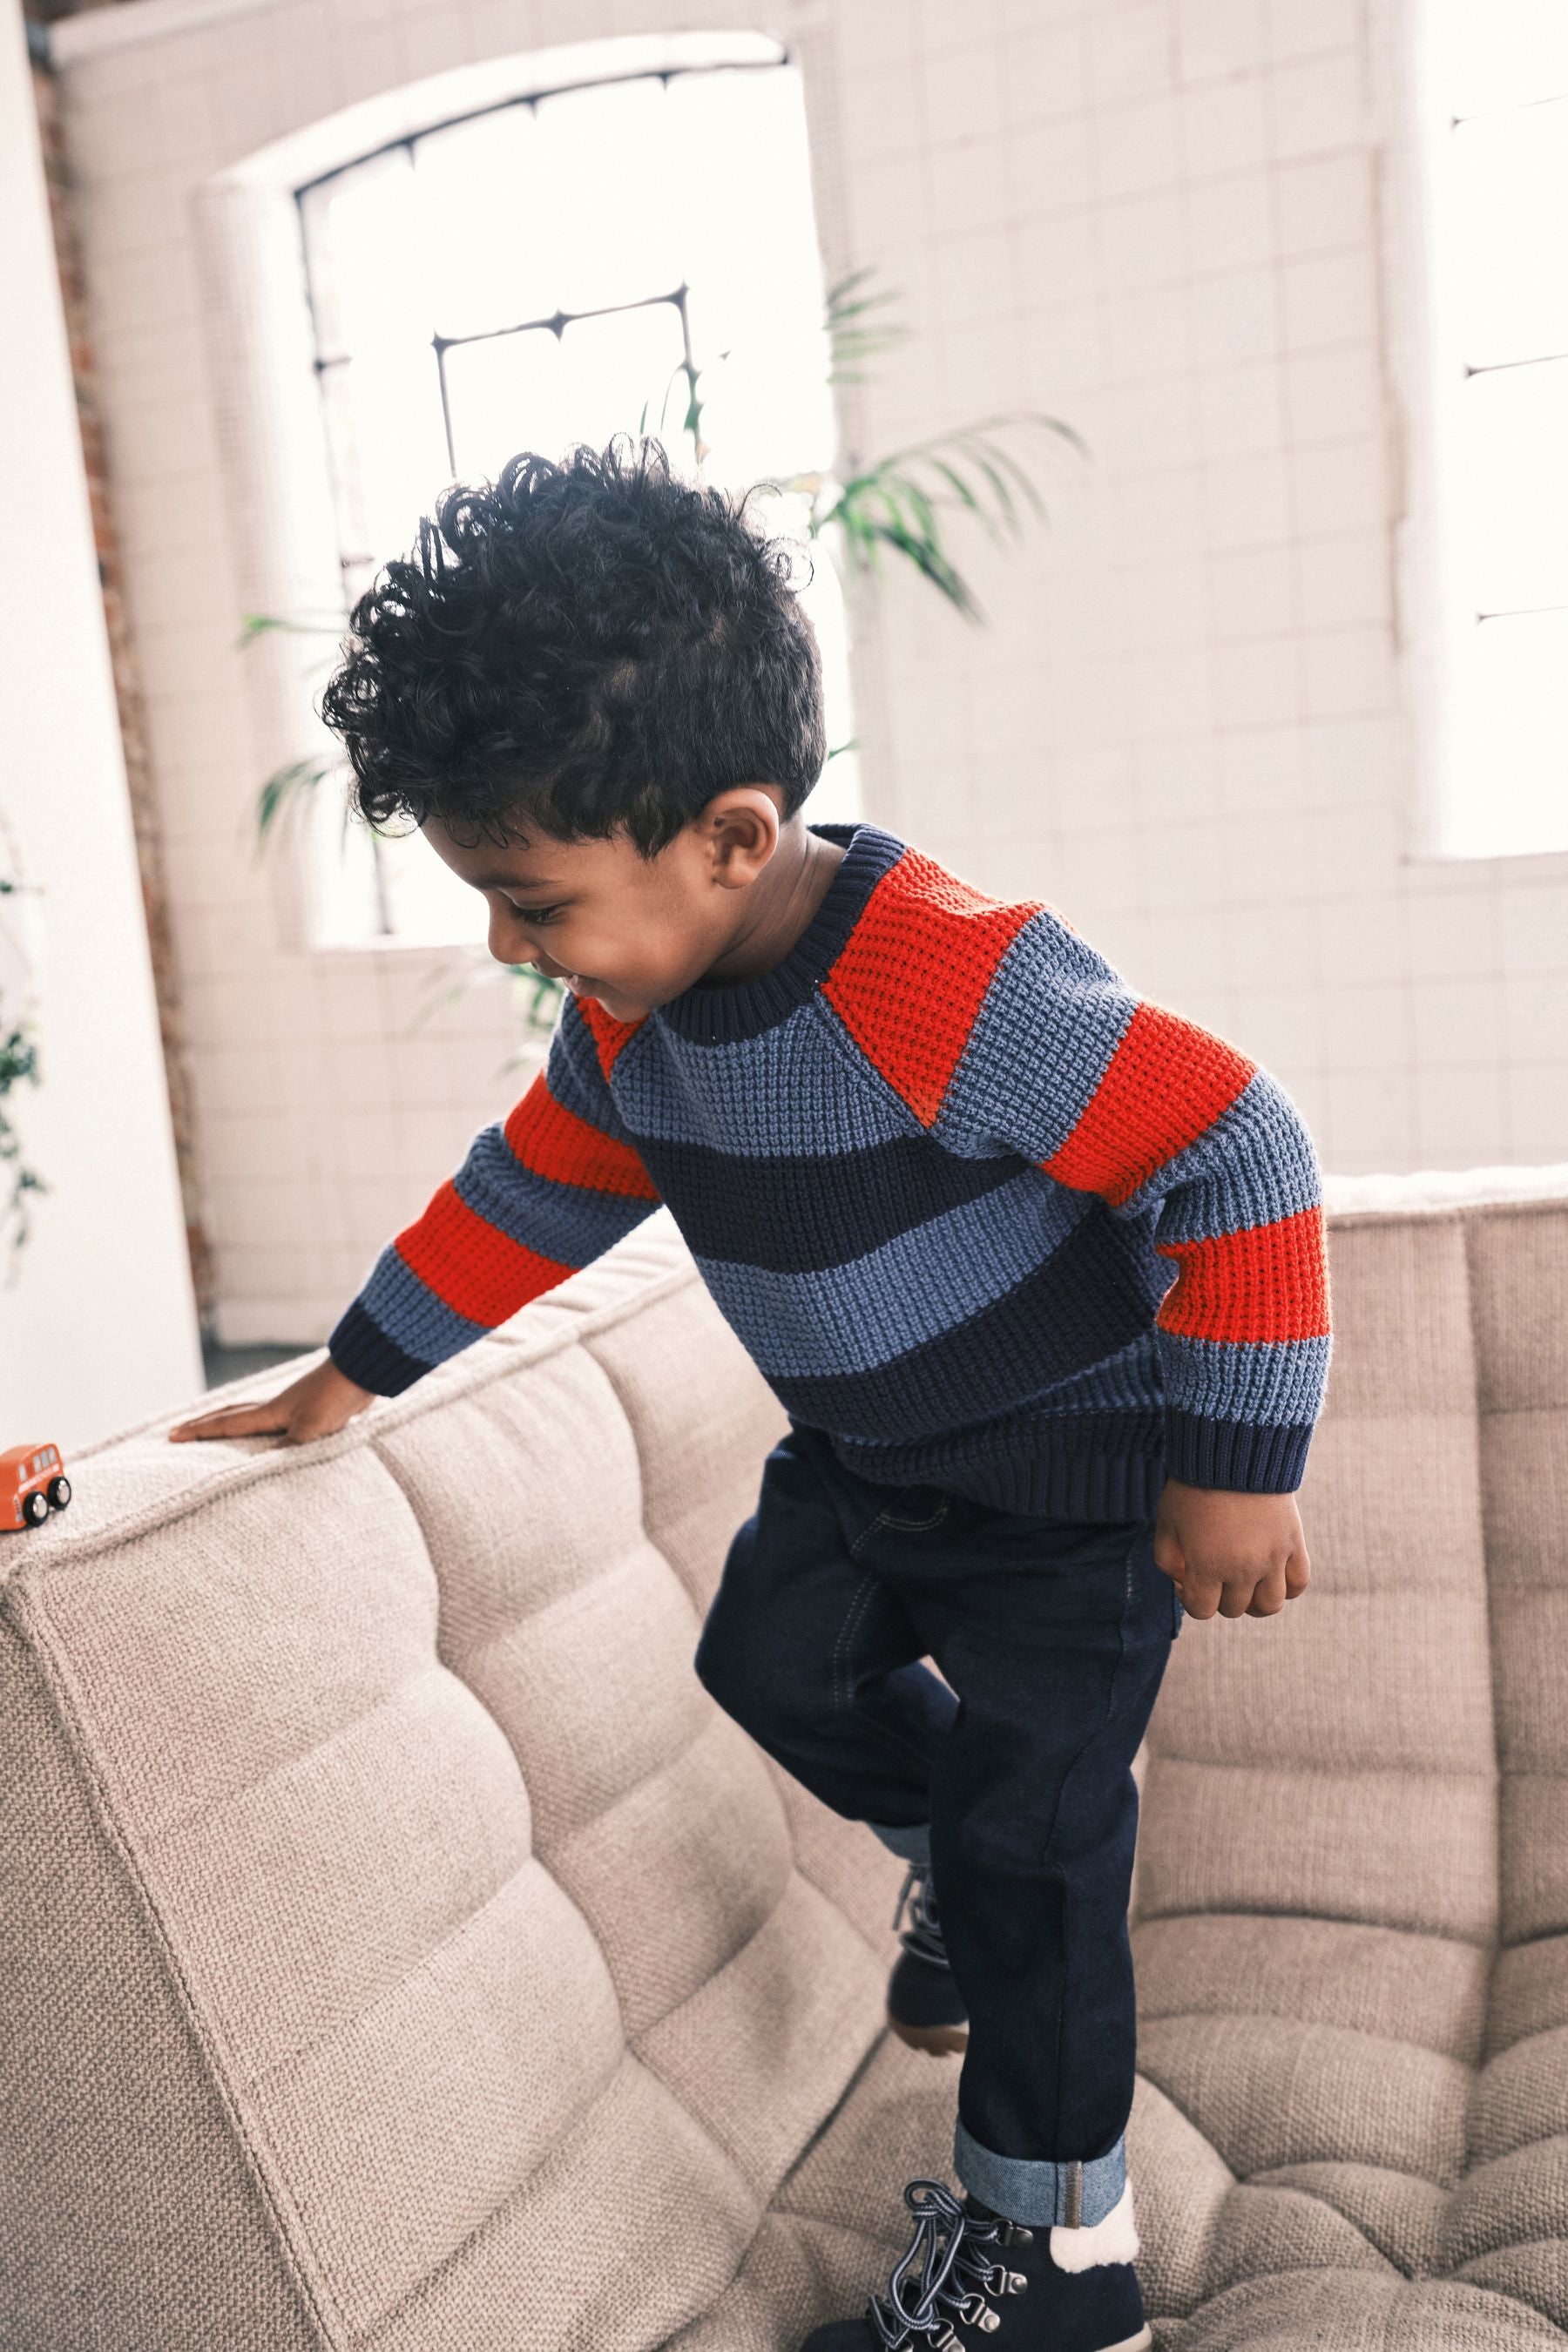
[867,1817,930,1866]
[954,2119,1127,2229]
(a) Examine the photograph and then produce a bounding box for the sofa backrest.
[0,1227,901,2351]
[1132,1186,1568,2317]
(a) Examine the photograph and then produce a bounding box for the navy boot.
[887,1862,968,2057]
[798,2179,1150,2351]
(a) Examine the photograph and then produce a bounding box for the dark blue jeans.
[693,1421,1181,2230]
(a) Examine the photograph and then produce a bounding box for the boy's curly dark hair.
[320,437,827,858]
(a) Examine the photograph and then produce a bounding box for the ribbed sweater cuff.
[1164,1410,1312,1494]
[328,1299,430,1397]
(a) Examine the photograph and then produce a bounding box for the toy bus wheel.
[48,1476,71,1511]
[22,1490,48,1527]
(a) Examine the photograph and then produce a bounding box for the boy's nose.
[490,914,542,969]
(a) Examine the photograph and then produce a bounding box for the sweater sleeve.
[821,875,1331,1494]
[328,995,661,1396]
[929,905,1331,1492]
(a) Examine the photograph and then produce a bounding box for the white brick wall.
[52,0,1568,1345]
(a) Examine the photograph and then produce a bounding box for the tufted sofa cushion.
[1132,1185,1568,2348]
[3,1189,1566,2349]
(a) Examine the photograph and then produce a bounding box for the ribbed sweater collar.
[654,819,907,1044]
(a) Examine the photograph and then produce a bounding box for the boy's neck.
[698,821,847,988]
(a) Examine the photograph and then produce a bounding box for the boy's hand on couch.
[1153,1481,1310,1621]
[168,1358,375,1448]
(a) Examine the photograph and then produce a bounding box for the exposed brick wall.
[26,9,215,1326]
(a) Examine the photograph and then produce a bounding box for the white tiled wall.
[834,0,1568,1178]
[53,0,1568,1345]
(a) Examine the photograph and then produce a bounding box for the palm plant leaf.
[824,267,909,384]
[813,410,1085,620]
[254,757,340,849]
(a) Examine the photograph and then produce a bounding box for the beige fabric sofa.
[3,1185,1568,2350]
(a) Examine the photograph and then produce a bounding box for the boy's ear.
[701,785,783,886]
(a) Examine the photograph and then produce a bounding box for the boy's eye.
[504,899,566,926]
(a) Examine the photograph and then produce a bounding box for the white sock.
[1049,2180,1139,2272]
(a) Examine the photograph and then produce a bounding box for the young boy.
[172,440,1328,2352]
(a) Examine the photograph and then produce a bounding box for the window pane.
[1449,102,1568,368]
[1433,0,1568,119]
[443,328,564,480]
[533,78,685,315]
[320,344,450,565]
[673,67,835,482]
[443,301,686,479]
[301,147,424,365]
[1455,358,1568,613]
[1446,609,1568,856]
[416,107,551,342]
[371,828,490,948]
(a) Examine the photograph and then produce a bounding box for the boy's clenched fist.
[1153,1479,1310,1620]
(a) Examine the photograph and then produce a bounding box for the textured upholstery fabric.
[2,1197,1565,2348]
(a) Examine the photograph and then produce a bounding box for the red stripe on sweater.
[1156,1206,1331,1344]
[575,994,645,1082]
[822,851,1041,1126]
[396,1181,575,1328]
[1044,1002,1254,1207]
[503,1073,659,1200]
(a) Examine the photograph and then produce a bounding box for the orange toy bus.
[2,1443,71,1530]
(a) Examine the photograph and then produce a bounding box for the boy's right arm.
[170,996,660,1445]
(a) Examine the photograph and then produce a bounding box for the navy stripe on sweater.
[633,1130,1022,1271]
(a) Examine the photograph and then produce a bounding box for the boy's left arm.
[925,904,1330,1621]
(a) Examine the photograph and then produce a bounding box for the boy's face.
[425,784,790,1022]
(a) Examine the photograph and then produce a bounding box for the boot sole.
[887,2011,969,2056]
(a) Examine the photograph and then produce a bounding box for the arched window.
[297,44,856,943]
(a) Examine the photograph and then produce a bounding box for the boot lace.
[864,2179,1027,2347]
[892,1862,950,1970]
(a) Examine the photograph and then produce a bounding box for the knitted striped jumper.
[329,821,1331,1518]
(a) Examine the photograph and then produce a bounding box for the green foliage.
[0,1021,44,1265]
[823,266,909,385]
[254,755,341,848]
[236,612,348,645]
[803,413,1082,622]
[0,831,44,1266]
[510,964,566,1031]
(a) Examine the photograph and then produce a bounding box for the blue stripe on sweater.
[933,907,1136,1159]
[1159,1331,1333,1427]
[359,1243,490,1369]
[612,997,919,1154]
[693,1171,1092,1377]
[452,1124,659,1271]
[763,1207,1166,1441]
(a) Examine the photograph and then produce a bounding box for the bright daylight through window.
[1423,1,1568,858]
[298,46,856,944]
